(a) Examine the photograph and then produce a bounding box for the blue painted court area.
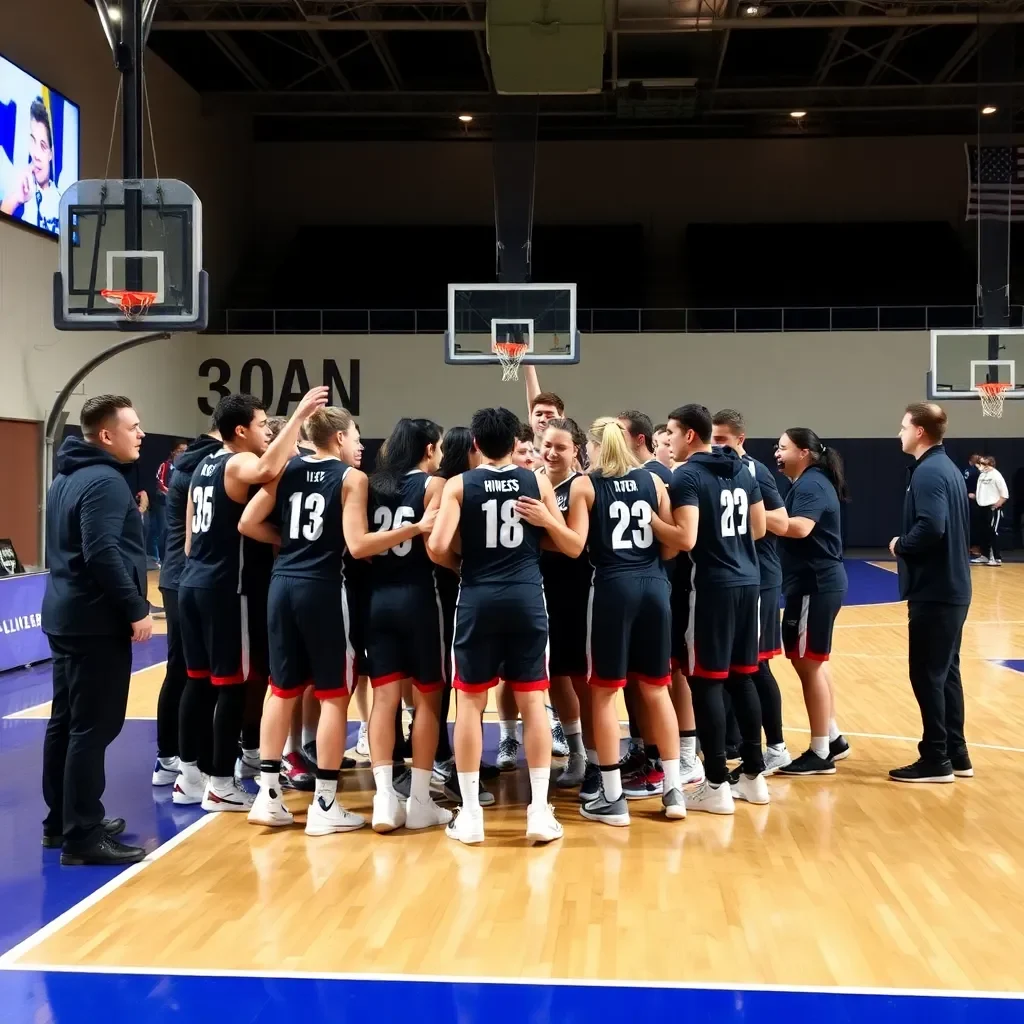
[995,660,1024,675]
[838,558,900,606]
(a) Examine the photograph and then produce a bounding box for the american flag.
[965,144,1024,221]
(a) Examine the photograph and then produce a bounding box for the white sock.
[529,766,550,810]
[314,776,337,804]
[259,770,279,793]
[372,763,394,795]
[158,755,177,768]
[586,748,598,765]
[458,770,481,813]
[601,767,623,802]
[828,719,840,742]
[211,775,233,791]
[811,735,830,759]
[410,766,432,803]
[242,747,259,762]
[767,742,786,754]
[662,758,681,793]
[499,720,519,742]
[283,732,299,757]
[562,720,586,755]
[302,726,317,749]
[180,760,202,782]
[680,735,697,761]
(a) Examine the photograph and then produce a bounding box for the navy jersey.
[644,459,673,486]
[540,472,592,593]
[669,447,761,589]
[743,455,783,590]
[369,470,435,589]
[460,464,543,587]
[587,468,662,580]
[272,454,348,581]
[780,466,847,594]
[242,494,275,595]
[179,450,244,592]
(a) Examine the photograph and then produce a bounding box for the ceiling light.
[742,3,762,15]
[458,114,474,123]
[982,105,998,115]
[789,110,807,119]
[108,4,121,21]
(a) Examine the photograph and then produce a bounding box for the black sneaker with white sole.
[579,791,630,827]
[889,759,954,783]
[579,762,601,802]
[829,735,850,761]
[951,752,974,777]
[777,749,836,776]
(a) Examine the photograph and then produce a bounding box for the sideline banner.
[0,571,50,672]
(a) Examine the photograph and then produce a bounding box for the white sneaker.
[988,559,1002,566]
[234,752,260,781]
[202,778,256,812]
[305,794,366,835]
[446,807,485,845]
[551,723,570,758]
[764,745,792,775]
[971,556,989,564]
[172,767,206,805]
[730,772,770,805]
[152,756,180,786]
[684,780,735,815]
[405,794,453,830]
[354,722,370,759]
[248,786,294,827]
[372,789,407,833]
[526,803,564,843]
[679,754,705,786]
[496,736,520,772]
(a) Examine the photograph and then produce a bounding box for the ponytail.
[783,427,849,502]
[371,417,443,499]
[588,416,641,478]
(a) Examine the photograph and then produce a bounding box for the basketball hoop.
[975,381,1012,418]
[495,342,528,382]
[100,288,158,321]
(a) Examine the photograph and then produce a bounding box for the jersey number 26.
[373,505,415,556]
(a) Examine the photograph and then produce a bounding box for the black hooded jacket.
[41,436,149,636]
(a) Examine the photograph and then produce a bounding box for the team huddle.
[153,380,852,846]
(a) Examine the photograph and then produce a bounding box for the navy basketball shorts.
[345,570,371,679]
[588,574,671,689]
[453,583,549,693]
[689,583,760,679]
[670,582,695,677]
[178,585,253,687]
[758,586,783,661]
[545,582,590,680]
[367,583,445,693]
[782,590,845,662]
[267,575,355,700]
[241,583,269,683]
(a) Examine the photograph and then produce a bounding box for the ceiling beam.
[209,30,271,88]
[354,4,404,89]
[811,1,857,87]
[287,0,353,89]
[934,28,982,83]
[466,1,494,91]
[153,17,483,29]
[863,26,907,86]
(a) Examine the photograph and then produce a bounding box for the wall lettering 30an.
[197,358,360,416]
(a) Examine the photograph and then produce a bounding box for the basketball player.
[775,428,850,775]
[536,418,591,789]
[663,405,768,814]
[618,411,672,485]
[653,425,675,471]
[514,422,537,471]
[523,369,565,448]
[244,407,434,834]
[529,417,682,826]
[365,418,454,832]
[427,407,579,845]
[153,425,222,788]
[712,410,793,774]
[174,386,328,812]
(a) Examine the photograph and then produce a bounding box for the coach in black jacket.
[41,395,152,865]
[888,402,972,785]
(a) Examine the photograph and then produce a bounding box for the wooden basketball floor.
[3,560,1024,1018]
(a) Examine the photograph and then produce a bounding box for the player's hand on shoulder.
[417,506,439,534]
[295,386,330,419]
[514,495,551,526]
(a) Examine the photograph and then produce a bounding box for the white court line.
[0,811,216,967]
[835,620,1024,628]
[782,725,1024,755]
[1,960,1023,1002]
[3,660,168,720]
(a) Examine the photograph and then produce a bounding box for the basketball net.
[975,382,1011,418]
[100,288,157,321]
[495,342,527,382]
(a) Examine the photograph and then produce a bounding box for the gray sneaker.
[555,753,587,788]
[580,789,630,827]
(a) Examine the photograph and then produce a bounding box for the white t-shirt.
[17,182,62,235]
[976,468,1009,508]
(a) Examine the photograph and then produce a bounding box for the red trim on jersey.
[631,672,672,688]
[454,675,500,692]
[412,680,444,693]
[314,685,352,700]
[186,669,209,680]
[785,648,830,663]
[370,672,406,689]
[506,678,549,693]
[589,675,627,689]
[758,647,782,661]
[211,670,245,686]
[730,663,760,675]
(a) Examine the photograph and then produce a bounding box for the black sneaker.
[725,764,742,786]
[889,759,954,784]
[580,790,630,827]
[393,768,412,799]
[579,762,602,802]
[617,742,645,777]
[777,749,836,776]
[60,833,146,866]
[442,773,495,807]
[479,761,501,781]
[42,817,126,849]
[830,735,851,761]
[951,752,974,778]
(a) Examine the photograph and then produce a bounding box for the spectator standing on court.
[974,456,1008,567]
[889,403,972,785]
[963,453,983,557]
[41,396,152,865]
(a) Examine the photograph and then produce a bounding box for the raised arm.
[239,477,282,547]
[427,475,463,565]
[342,469,436,559]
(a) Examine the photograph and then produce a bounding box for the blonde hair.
[588,416,641,478]
[306,406,354,449]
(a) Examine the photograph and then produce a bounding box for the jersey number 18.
[482,498,523,549]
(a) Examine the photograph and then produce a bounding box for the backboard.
[446,283,580,365]
[53,178,207,332]
[928,329,1024,399]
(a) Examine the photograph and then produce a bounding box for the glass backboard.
[929,329,1024,399]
